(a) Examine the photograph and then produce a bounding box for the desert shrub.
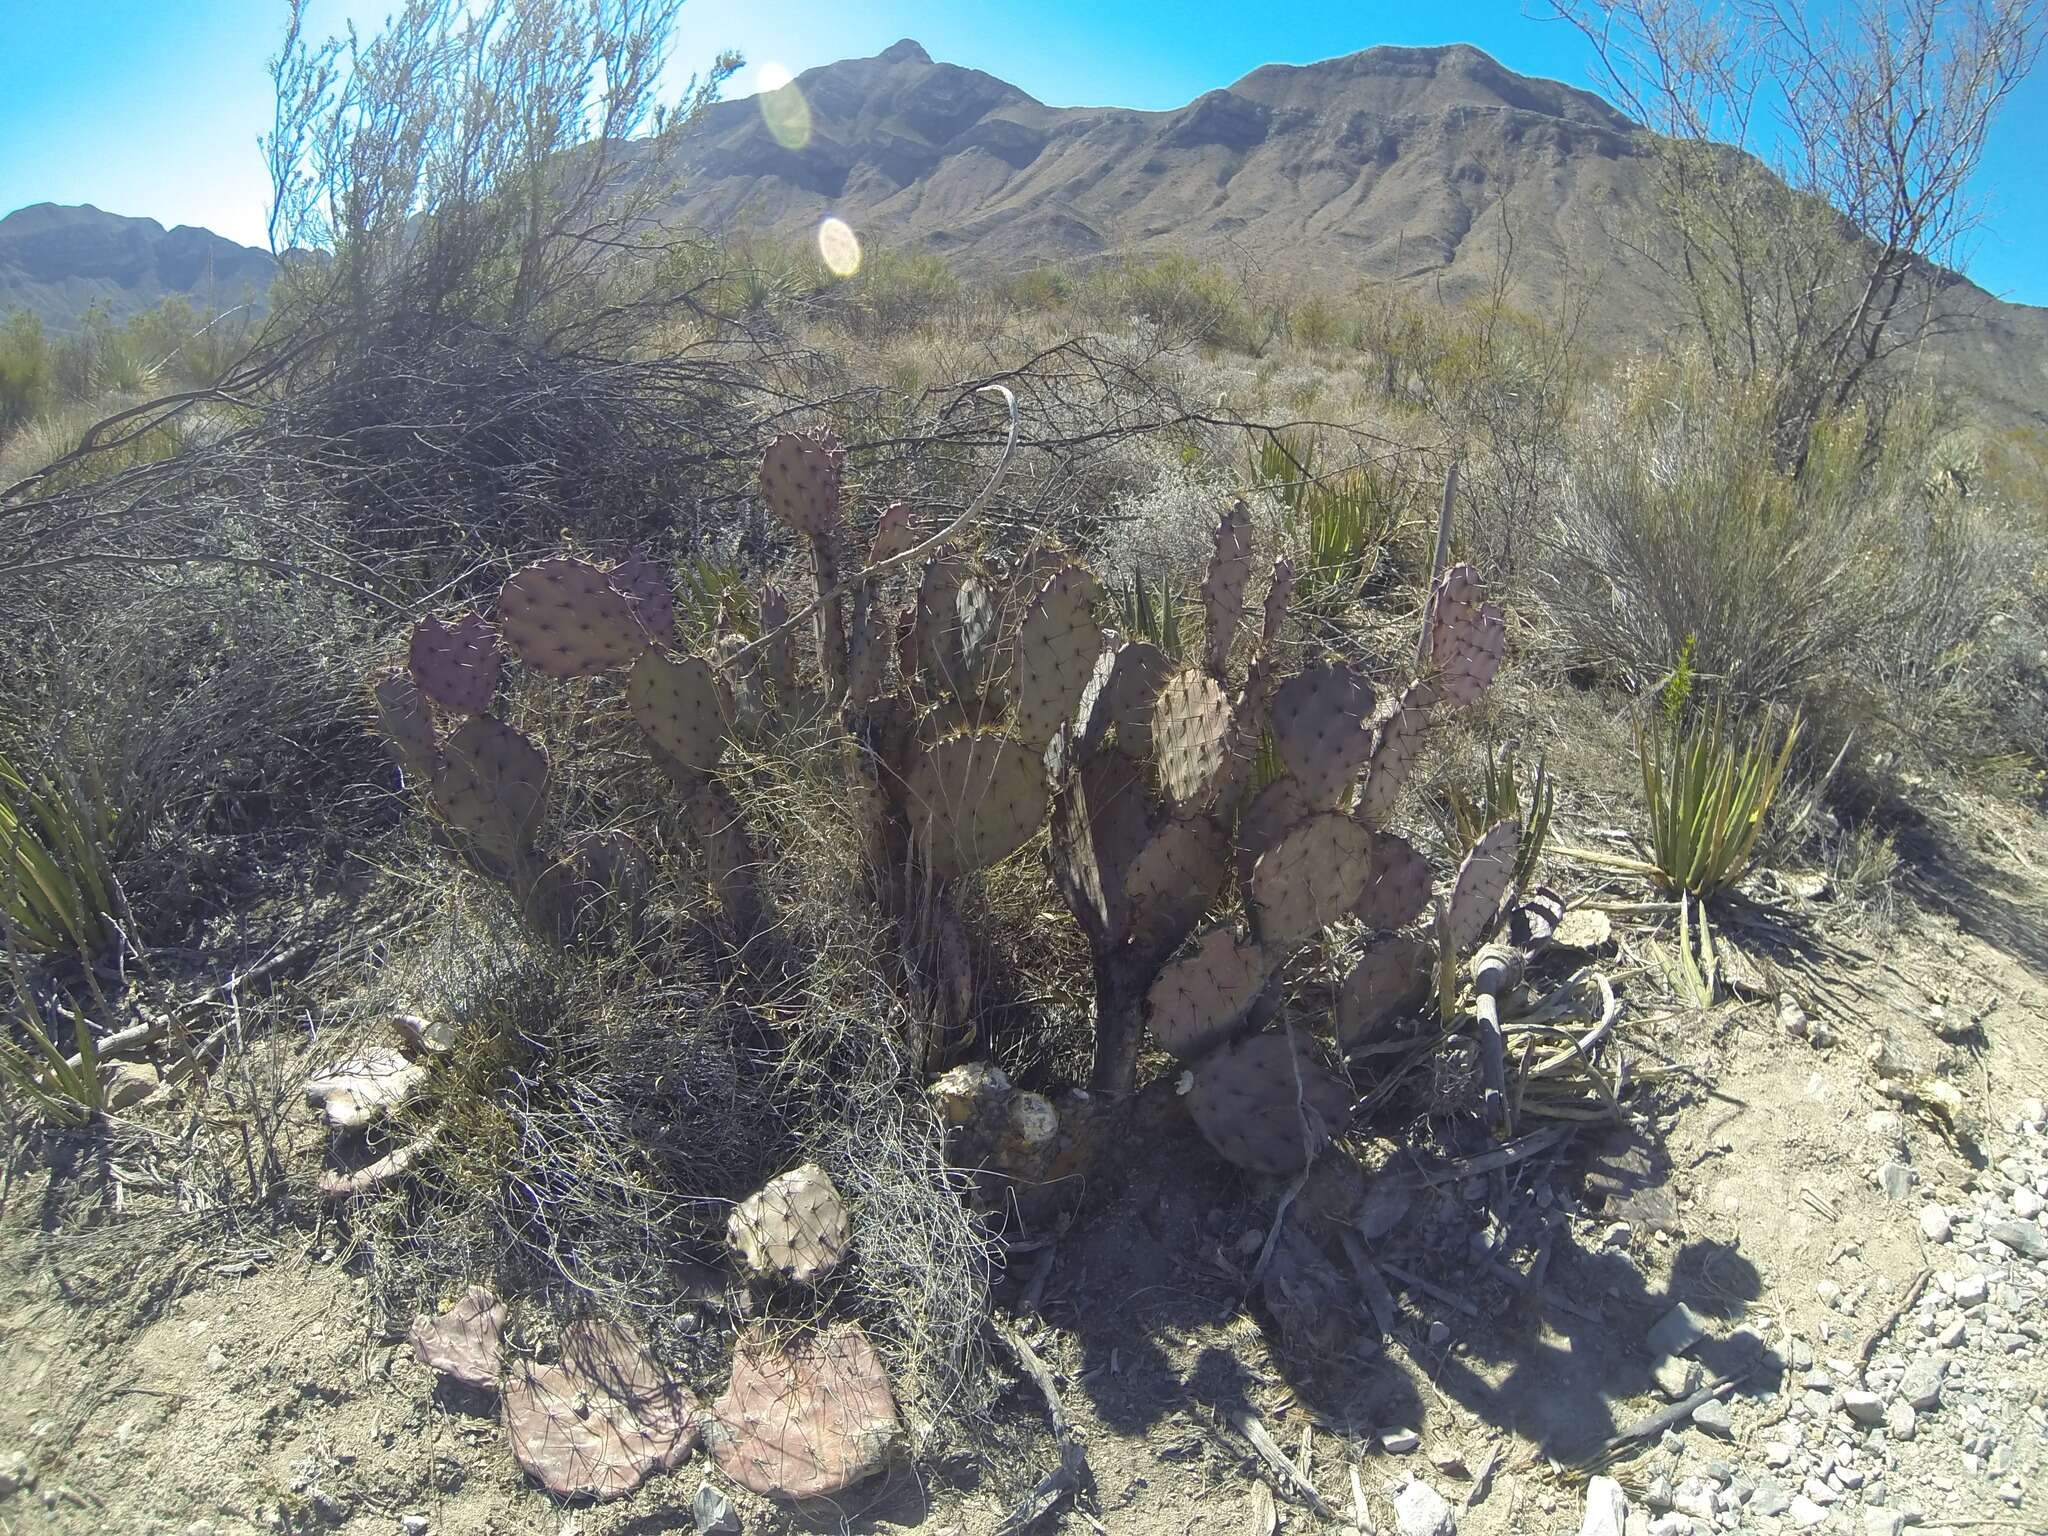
[1094,252,1256,351]
[839,247,964,337]
[1289,293,1346,351]
[0,310,51,434]
[1541,360,1903,714]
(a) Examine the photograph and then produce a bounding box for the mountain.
[0,204,275,332]
[656,40,2048,429]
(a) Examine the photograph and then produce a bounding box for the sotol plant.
[369,410,1532,1177]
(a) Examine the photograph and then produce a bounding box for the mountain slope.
[658,40,2047,428]
[0,204,275,332]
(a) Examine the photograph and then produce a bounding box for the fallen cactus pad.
[727,1163,853,1285]
[410,1286,508,1390]
[1187,1028,1352,1175]
[501,1321,699,1500]
[707,1323,900,1501]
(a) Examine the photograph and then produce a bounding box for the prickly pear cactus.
[1186,1028,1351,1176]
[408,612,502,715]
[727,1163,853,1285]
[498,557,647,677]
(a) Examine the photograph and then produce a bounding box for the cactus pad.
[525,830,652,939]
[1146,927,1269,1062]
[627,650,728,772]
[1351,831,1433,930]
[1201,499,1253,673]
[1187,1027,1352,1175]
[1123,816,1229,962]
[1073,639,1169,759]
[1446,817,1521,957]
[870,500,916,561]
[407,612,502,715]
[1248,812,1373,949]
[1233,775,1313,888]
[374,669,442,784]
[431,714,547,868]
[758,583,795,691]
[759,428,845,537]
[1154,669,1235,812]
[608,553,677,645]
[1261,556,1295,648]
[1356,677,1440,826]
[906,731,1046,881]
[844,586,888,704]
[1270,659,1377,808]
[708,1323,899,1501]
[501,1321,699,1500]
[727,1162,853,1285]
[1013,564,1105,749]
[499,557,647,677]
[409,1285,507,1390]
[1049,745,1152,949]
[1335,935,1433,1048]
[1429,563,1506,707]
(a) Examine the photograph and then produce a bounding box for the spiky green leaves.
[906,731,1045,881]
[1271,659,1376,807]
[431,715,547,870]
[407,612,501,715]
[1146,927,1269,1062]
[1446,817,1520,957]
[1429,563,1505,707]
[1248,812,1373,949]
[627,650,728,772]
[1013,564,1105,749]
[1154,669,1235,812]
[499,557,646,677]
[760,428,845,537]
[1336,935,1432,1048]
[1201,499,1253,673]
[1187,1028,1351,1175]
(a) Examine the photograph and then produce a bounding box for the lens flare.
[755,64,811,150]
[818,218,863,278]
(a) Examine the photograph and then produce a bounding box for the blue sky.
[1,1,2042,305]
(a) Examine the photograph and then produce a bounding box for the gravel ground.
[1570,1095,2048,1536]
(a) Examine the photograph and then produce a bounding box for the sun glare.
[818,217,862,278]
[755,63,811,150]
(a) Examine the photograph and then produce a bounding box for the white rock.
[400,1519,429,1536]
[1654,1355,1703,1400]
[1885,1399,1917,1440]
[1646,1515,1692,1536]
[1842,1389,1884,1425]
[1580,1476,1628,1536]
[1920,1205,1952,1242]
[1788,1495,1831,1529]
[1673,1477,1717,1520]
[1648,1303,1709,1356]
[1394,1478,1457,1536]
[1955,1273,1988,1307]
[1382,1429,1421,1454]
[1862,1510,1905,1536]
[2014,1188,2043,1219]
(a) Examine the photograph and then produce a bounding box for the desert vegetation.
[2,0,2046,1528]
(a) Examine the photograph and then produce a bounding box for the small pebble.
[1920,1205,1951,1243]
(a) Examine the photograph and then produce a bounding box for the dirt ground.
[2,788,2045,1536]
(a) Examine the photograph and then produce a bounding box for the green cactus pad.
[1187,1027,1351,1175]
[1073,640,1169,759]
[1446,817,1521,957]
[608,553,677,645]
[1233,775,1313,888]
[1154,669,1235,813]
[1049,745,1153,950]
[627,650,729,772]
[1200,500,1253,673]
[1260,556,1295,648]
[374,669,442,784]
[1351,831,1433,931]
[499,557,647,677]
[432,714,547,868]
[869,501,916,562]
[1248,812,1373,949]
[1356,677,1440,826]
[1335,935,1433,1048]
[1013,564,1105,749]
[759,429,845,537]
[844,587,888,704]
[913,558,996,703]
[1270,659,1377,808]
[1123,816,1229,963]
[906,731,1047,881]
[407,612,502,716]
[758,584,795,691]
[1145,926,1269,1062]
[1429,563,1506,707]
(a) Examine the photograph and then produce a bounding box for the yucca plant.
[1564,704,1802,899]
[0,747,118,957]
[1249,432,1402,609]
[0,975,106,1125]
[1110,566,1188,662]
[1446,741,1553,899]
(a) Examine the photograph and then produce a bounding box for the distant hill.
[652,39,2048,429]
[8,41,2044,425]
[0,203,275,332]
